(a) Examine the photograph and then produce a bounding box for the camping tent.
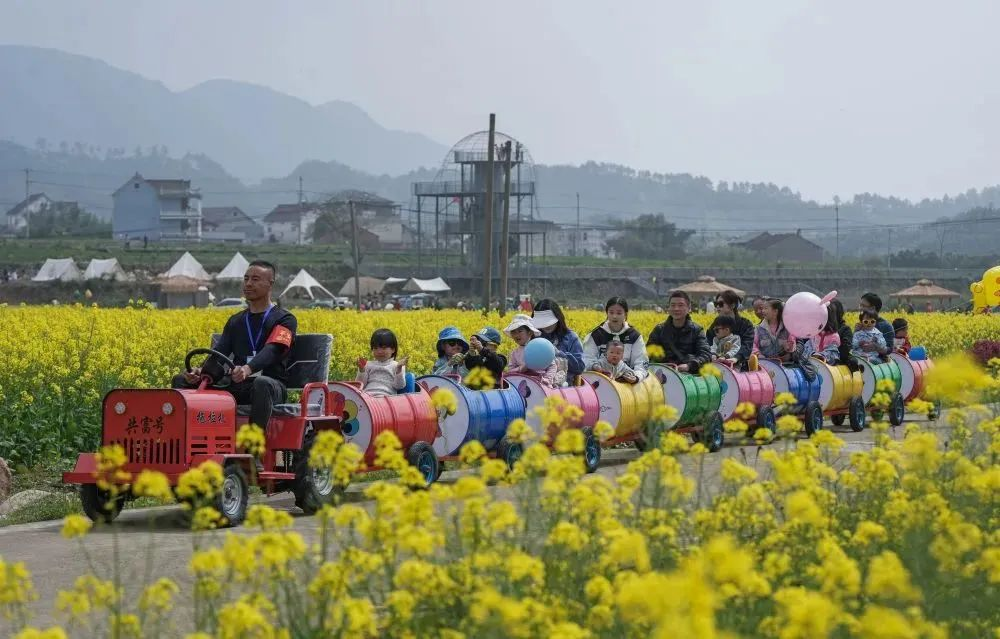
[83,258,128,281]
[338,276,386,297]
[672,275,745,297]
[33,258,82,282]
[161,252,211,281]
[216,252,249,281]
[280,269,335,300]
[401,277,451,293]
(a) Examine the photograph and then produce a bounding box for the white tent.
[280,269,335,300]
[338,276,386,297]
[33,258,82,282]
[402,277,451,293]
[216,252,249,281]
[384,277,407,285]
[161,252,210,281]
[83,258,128,281]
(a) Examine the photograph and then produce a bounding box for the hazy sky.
[1,0,998,200]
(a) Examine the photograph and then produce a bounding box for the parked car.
[214,298,247,308]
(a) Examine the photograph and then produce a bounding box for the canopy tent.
[215,252,249,281]
[33,258,82,282]
[383,277,407,285]
[401,277,451,293]
[671,275,744,297]
[83,258,128,281]
[280,269,335,300]
[890,278,961,310]
[161,252,210,281]
[338,276,386,297]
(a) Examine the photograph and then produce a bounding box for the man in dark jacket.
[647,290,712,373]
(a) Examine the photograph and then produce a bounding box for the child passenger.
[357,328,408,396]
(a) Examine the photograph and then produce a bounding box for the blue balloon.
[909,345,927,361]
[524,338,556,370]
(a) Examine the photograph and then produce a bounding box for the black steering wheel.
[185,348,236,386]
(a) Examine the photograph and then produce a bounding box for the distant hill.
[0,45,448,179]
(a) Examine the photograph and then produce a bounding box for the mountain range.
[2,44,1000,257]
[0,45,447,179]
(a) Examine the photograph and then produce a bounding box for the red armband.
[266,325,293,348]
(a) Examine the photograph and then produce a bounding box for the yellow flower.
[246,505,294,531]
[138,577,180,614]
[236,423,266,458]
[430,387,458,416]
[132,469,173,502]
[594,420,615,441]
[774,392,797,407]
[865,551,922,602]
[176,461,224,505]
[735,401,757,420]
[60,514,92,539]
[13,628,69,639]
[646,343,666,360]
[852,521,888,547]
[720,458,758,485]
[753,427,774,444]
[463,366,496,391]
[505,418,535,443]
[191,506,225,531]
[724,418,749,435]
[700,363,722,380]
[459,440,487,465]
[554,428,585,454]
[776,414,804,436]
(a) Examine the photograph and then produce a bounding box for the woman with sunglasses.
[432,326,471,377]
[706,289,755,369]
[532,299,585,386]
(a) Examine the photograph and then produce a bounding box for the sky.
[1,0,998,201]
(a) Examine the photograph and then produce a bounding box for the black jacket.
[706,314,755,364]
[647,317,712,372]
[837,324,857,371]
[464,349,507,387]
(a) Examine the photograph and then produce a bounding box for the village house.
[201,206,264,243]
[111,173,203,241]
[262,202,322,245]
[729,230,825,263]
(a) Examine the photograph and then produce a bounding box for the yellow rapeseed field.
[1,303,998,465]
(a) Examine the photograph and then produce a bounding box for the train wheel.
[804,401,824,436]
[581,427,601,473]
[756,406,776,434]
[830,414,846,427]
[848,396,867,432]
[888,393,906,426]
[80,484,124,524]
[294,430,341,515]
[496,437,525,471]
[701,412,724,452]
[214,464,249,527]
[406,442,440,487]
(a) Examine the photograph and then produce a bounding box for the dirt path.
[0,416,947,632]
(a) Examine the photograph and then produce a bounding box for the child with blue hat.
[465,326,507,388]
[432,326,471,377]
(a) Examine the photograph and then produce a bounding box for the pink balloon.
[783,291,837,339]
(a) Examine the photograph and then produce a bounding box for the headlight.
[114,401,126,415]
[162,403,174,416]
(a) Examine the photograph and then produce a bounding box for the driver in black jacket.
[646,290,712,374]
[172,260,297,429]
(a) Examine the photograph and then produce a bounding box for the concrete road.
[0,416,948,632]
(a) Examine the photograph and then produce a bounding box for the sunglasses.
[861,319,876,325]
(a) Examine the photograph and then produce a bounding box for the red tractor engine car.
[63,334,340,527]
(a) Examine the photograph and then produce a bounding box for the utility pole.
[297,176,304,245]
[482,113,496,313]
[575,192,580,256]
[886,226,892,269]
[349,200,362,311]
[499,140,512,318]
[24,169,30,239]
[416,197,422,277]
[835,204,840,263]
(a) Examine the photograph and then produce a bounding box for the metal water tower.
[411,131,539,293]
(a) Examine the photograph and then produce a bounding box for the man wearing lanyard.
[172,260,297,431]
